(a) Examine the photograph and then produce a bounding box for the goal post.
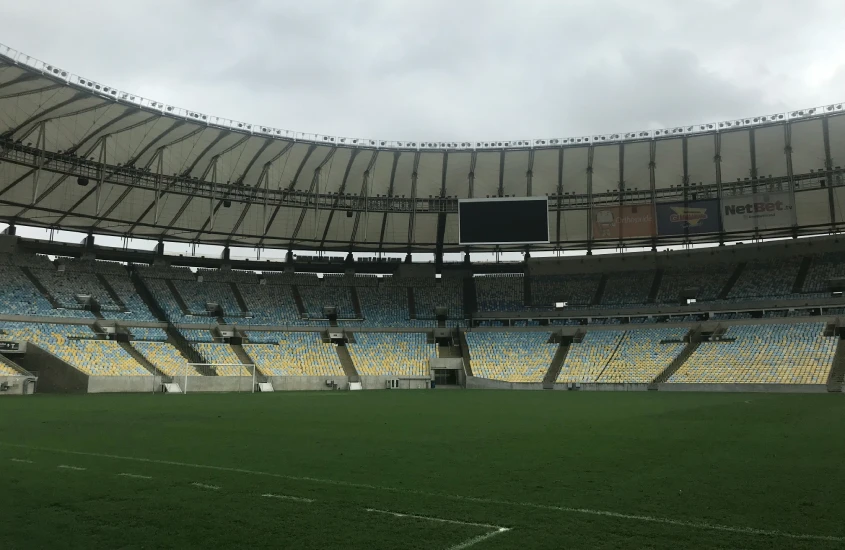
[184,363,257,394]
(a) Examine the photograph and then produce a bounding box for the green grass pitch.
[1,391,844,549]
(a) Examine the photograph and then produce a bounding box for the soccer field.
[1,391,843,549]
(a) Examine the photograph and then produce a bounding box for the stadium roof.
[0,43,844,255]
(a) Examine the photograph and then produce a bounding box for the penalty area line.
[262,493,315,503]
[191,482,220,491]
[365,508,510,550]
[2,441,843,543]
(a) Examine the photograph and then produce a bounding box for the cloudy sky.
[2,0,845,144]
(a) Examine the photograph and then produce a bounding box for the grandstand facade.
[0,44,844,395]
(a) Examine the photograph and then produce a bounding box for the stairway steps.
[407,287,416,320]
[792,256,813,294]
[291,285,307,317]
[458,330,473,377]
[542,342,570,389]
[21,267,62,308]
[651,340,701,387]
[647,269,664,304]
[592,274,609,306]
[335,343,360,382]
[826,334,845,392]
[229,282,250,313]
[350,287,363,319]
[718,263,746,300]
[164,279,191,315]
[96,273,127,310]
[119,341,170,382]
[128,270,168,322]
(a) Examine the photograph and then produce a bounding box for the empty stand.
[475,274,525,312]
[669,323,835,384]
[244,333,345,377]
[597,328,687,383]
[557,330,625,383]
[347,333,434,377]
[466,331,556,383]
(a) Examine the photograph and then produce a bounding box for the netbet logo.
[724,200,790,216]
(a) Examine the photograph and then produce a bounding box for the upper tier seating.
[173,280,241,316]
[530,273,601,307]
[466,331,556,382]
[0,263,81,317]
[802,252,845,293]
[298,285,356,318]
[669,322,835,384]
[598,328,688,383]
[601,271,654,306]
[728,258,802,300]
[656,264,734,303]
[413,280,464,320]
[347,333,434,377]
[236,284,308,326]
[132,342,202,376]
[179,329,216,342]
[557,330,625,383]
[193,343,251,376]
[244,332,344,376]
[63,259,157,321]
[475,274,525,312]
[356,286,410,327]
[128,327,168,341]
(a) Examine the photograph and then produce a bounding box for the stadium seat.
[467,331,556,382]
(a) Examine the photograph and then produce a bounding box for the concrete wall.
[465,376,544,391]
[563,383,650,392]
[268,376,350,391]
[359,376,430,390]
[87,376,163,393]
[181,376,257,393]
[0,376,30,395]
[656,383,828,393]
[15,344,88,393]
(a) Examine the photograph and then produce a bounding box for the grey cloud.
[0,0,844,142]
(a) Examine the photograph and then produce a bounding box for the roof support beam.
[407,152,421,253]
[350,151,379,248]
[258,144,317,248]
[30,121,46,205]
[434,152,449,263]
[319,149,361,247]
[377,152,401,254]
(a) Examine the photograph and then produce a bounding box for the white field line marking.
[9,458,33,463]
[2,442,842,543]
[57,464,86,471]
[262,493,314,503]
[365,508,509,550]
[118,473,153,480]
[191,482,220,491]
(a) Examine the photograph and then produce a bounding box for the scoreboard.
[458,197,549,245]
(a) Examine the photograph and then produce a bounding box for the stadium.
[1,38,845,549]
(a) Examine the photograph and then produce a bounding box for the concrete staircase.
[826,334,845,392]
[335,343,360,382]
[291,285,307,317]
[118,341,169,382]
[229,282,249,314]
[350,287,363,319]
[231,343,267,382]
[718,263,746,299]
[792,256,813,294]
[458,330,474,377]
[542,341,570,389]
[96,273,127,310]
[0,353,33,377]
[650,341,701,388]
[21,267,62,308]
[591,274,608,306]
[407,287,416,320]
[165,279,191,315]
[128,270,168,322]
[647,269,664,304]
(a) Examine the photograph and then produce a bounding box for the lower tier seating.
[244,333,344,376]
[466,331,556,382]
[598,328,688,383]
[347,333,434,377]
[193,343,252,376]
[132,342,202,377]
[669,322,835,384]
[557,330,625,383]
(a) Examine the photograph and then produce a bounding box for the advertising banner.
[721,191,794,233]
[591,204,655,240]
[655,199,720,236]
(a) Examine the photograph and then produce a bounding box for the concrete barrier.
[359,376,430,390]
[268,376,349,391]
[465,376,544,391]
[0,376,29,395]
[87,376,163,393]
[570,383,650,392]
[656,383,828,393]
[181,376,257,393]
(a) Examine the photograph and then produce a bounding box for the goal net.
[178,363,257,394]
